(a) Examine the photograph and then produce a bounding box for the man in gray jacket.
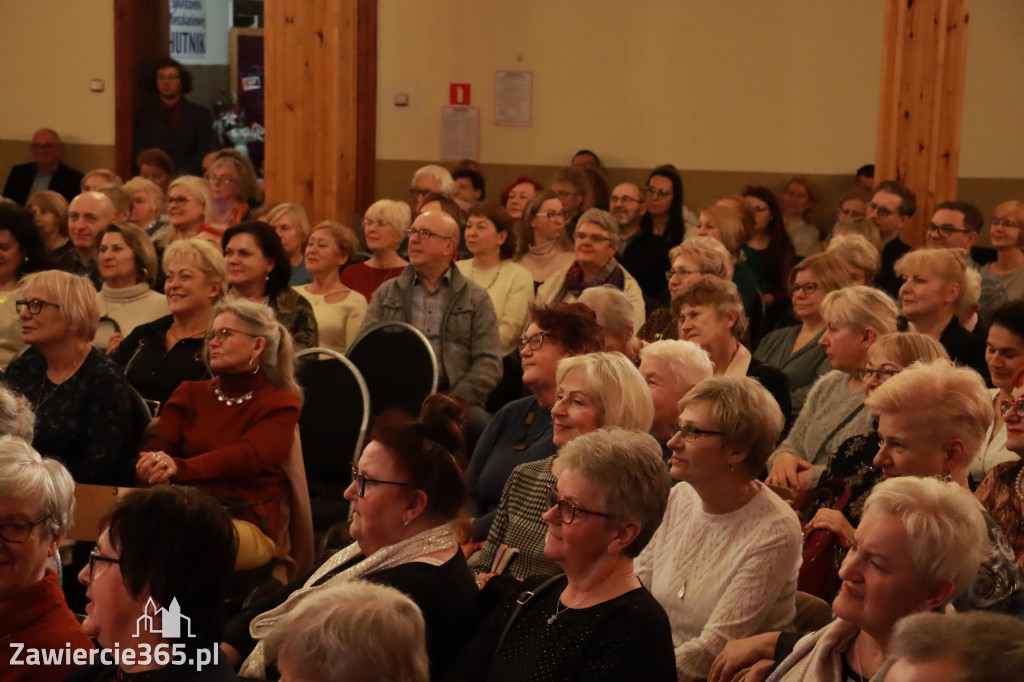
[357,210,502,408]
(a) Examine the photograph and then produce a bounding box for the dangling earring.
[249,356,260,374]
[729,462,735,472]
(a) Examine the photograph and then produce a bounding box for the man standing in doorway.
[133,58,214,176]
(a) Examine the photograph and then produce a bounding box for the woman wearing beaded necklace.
[456,202,534,357]
[137,298,302,571]
[295,221,366,354]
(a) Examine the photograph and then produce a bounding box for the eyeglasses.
[362,218,392,230]
[351,467,413,498]
[30,143,59,150]
[925,222,970,237]
[536,211,569,221]
[1000,397,1024,419]
[554,190,580,200]
[166,195,193,207]
[991,218,1023,230]
[204,327,259,343]
[666,267,702,281]
[609,195,642,204]
[857,367,900,382]
[0,515,50,543]
[518,331,561,352]
[15,299,61,315]
[545,485,615,525]
[409,188,433,198]
[668,423,724,442]
[645,187,671,199]
[574,232,610,244]
[206,174,236,185]
[788,282,819,295]
[866,201,895,219]
[87,547,122,581]
[405,227,454,242]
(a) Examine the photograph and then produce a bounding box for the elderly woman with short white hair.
[6,270,138,484]
[825,233,880,286]
[123,176,165,236]
[578,285,642,364]
[637,376,801,682]
[536,208,646,330]
[0,438,92,681]
[638,339,714,457]
[341,199,411,299]
[264,202,314,286]
[265,581,429,682]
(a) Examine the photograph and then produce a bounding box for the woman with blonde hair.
[296,221,366,353]
[472,351,654,580]
[766,286,898,491]
[113,238,227,408]
[26,190,74,269]
[264,202,314,286]
[980,200,1024,301]
[137,298,302,569]
[825,233,880,286]
[755,253,852,419]
[206,149,261,227]
[830,217,880,248]
[780,176,819,258]
[123,176,165,236]
[341,199,411,299]
[896,247,989,382]
[95,222,169,350]
[155,175,216,249]
[695,204,761,340]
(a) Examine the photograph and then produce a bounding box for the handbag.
[796,478,852,602]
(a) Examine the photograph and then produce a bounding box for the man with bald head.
[2,128,84,204]
[356,210,502,408]
[612,182,670,301]
[65,191,116,287]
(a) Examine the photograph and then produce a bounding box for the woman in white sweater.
[96,222,169,352]
[635,375,802,682]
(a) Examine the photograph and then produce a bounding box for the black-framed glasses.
[536,210,569,221]
[518,331,560,352]
[545,485,616,525]
[15,299,60,316]
[1000,397,1024,419]
[645,187,671,198]
[991,217,1023,230]
[350,467,413,497]
[668,423,724,442]
[866,201,895,219]
[925,222,969,237]
[87,547,122,580]
[405,227,454,241]
[0,515,50,543]
[857,367,900,382]
[666,267,701,281]
[574,232,610,244]
[166,195,193,207]
[788,282,819,295]
[204,327,259,343]
[409,188,432,198]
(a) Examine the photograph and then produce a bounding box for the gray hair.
[554,427,672,557]
[639,339,714,394]
[556,352,654,432]
[0,437,75,538]
[264,581,428,682]
[578,285,635,338]
[890,611,1024,682]
[0,385,35,442]
[411,165,454,196]
[576,208,622,248]
[212,298,302,401]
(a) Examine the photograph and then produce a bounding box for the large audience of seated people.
[3,145,1024,681]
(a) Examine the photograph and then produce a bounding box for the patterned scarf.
[561,258,625,297]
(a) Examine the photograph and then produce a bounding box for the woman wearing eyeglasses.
[754,254,852,420]
[206,150,262,228]
[635,376,801,682]
[981,201,1024,301]
[742,186,795,325]
[153,175,216,251]
[227,397,477,680]
[136,298,302,571]
[536,208,646,330]
[448,428,676,682]
[515,190,575,288]
[340,199,411,299]
[0,438,93,682]
[639,164,692,247]
[978,368,1024,575]
[222,220,318,350]
[0,204,52,369]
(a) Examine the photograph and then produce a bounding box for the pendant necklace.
[548,573,637,625]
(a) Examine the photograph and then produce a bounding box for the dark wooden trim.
[355,0,378,216]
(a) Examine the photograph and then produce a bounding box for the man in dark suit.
[133,58,214,177]
[2,128,84,205]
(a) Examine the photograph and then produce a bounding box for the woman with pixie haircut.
[888,611,1024,682]
[578,285,641,364]
[637,376,801,682]
[264,202,314,286]
[265,582,429,682]
[638,339,714,454]
[296,221,366,354]
[341,199,411,299]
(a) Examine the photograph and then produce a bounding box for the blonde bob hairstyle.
[672,275,749,343]
[865,358,992,467]
[638,339,714,394]
[555,352,654,432]
[820,285,899,336]
[677,375,785,477]
[867,332,948,368]
[168,175,216,224]
[553,427,672,558]
[263,203,312,244]
[263,581,428,682]
[789,252,853,294]
[211,299,303,402]
[992,201,1024,248]
[26,191,69,237]
[123,176,164,212]
[364,199,412,245]
[894,248,977,318]
[162,238,228,297]
[0,436,75,539]
[831,218,880,247]
[20,270,100,340]
[668,236,734,280]
[311,220,360,260]
[862,476,988,599]
[700,205,749,256]
[98,222,159,286]
[825,234,881,284]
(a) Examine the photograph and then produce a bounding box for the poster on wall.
[494,71,532,127]
[170,0,230,65]
[442,106,480,161]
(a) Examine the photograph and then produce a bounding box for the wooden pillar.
[876,0,970,247]
[263,0,377,226]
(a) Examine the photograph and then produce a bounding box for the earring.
[249,356,260,374]
[729,463,734,472]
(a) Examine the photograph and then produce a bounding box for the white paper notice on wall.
[441,106,480,161]
[170,0,230,65]
[494,71,532,127]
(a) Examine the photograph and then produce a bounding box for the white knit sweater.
[635,481,802,681]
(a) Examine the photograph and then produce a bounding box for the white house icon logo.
[134,597,195,638]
